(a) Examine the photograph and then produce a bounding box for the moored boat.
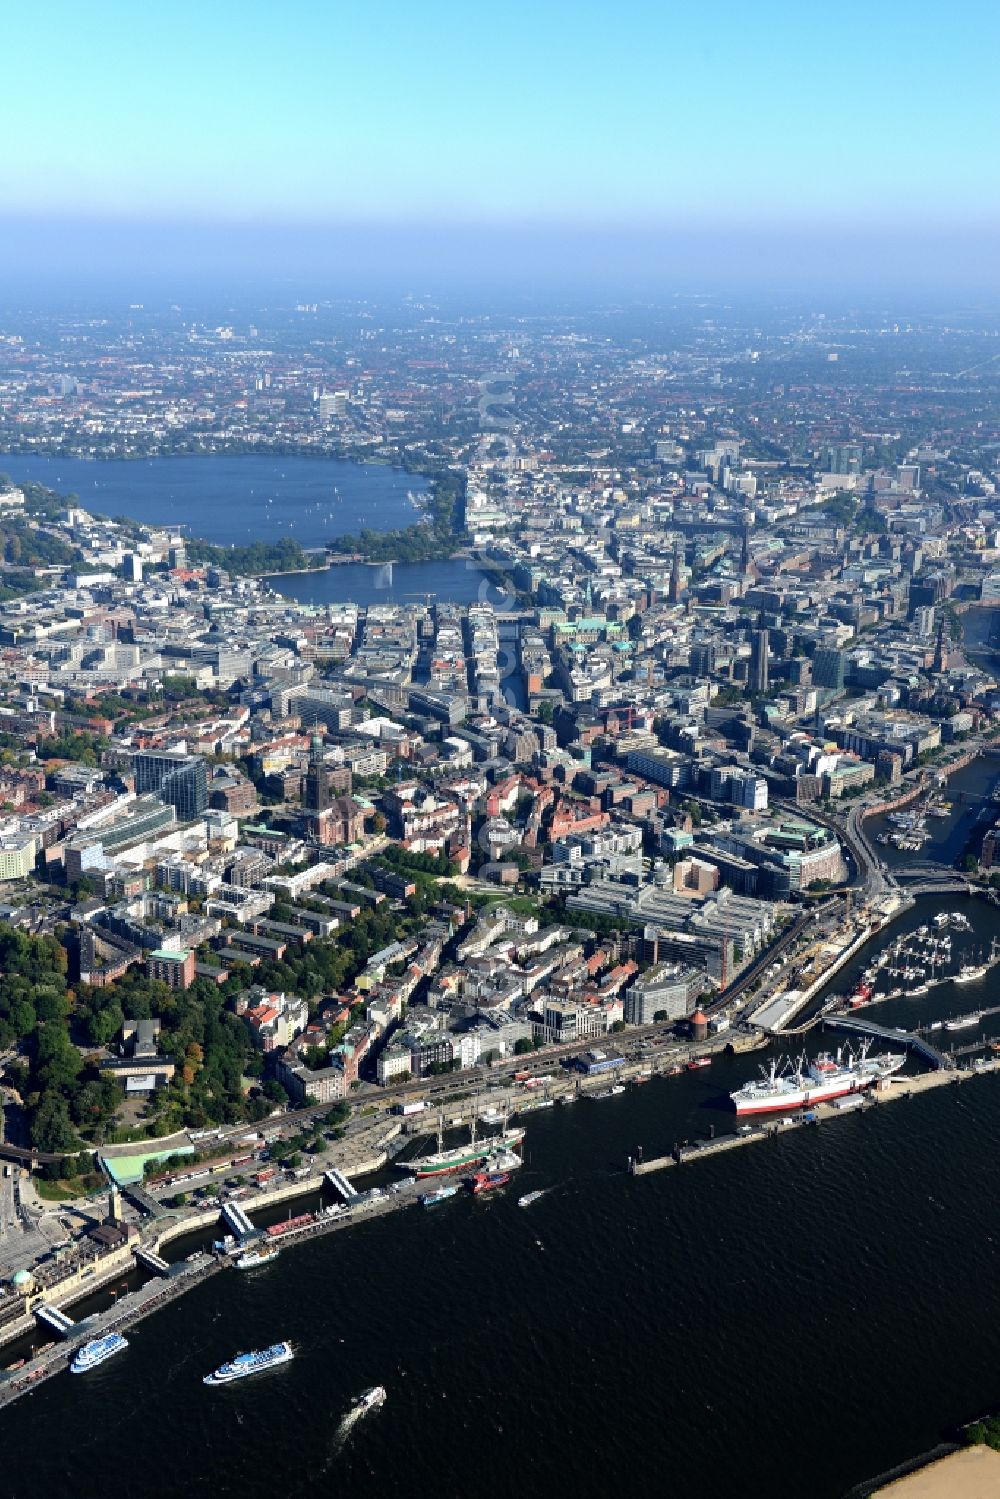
[235,1241,281,1270]
[468,1169,510,1195]
[70,1333,129,1374]
[420,1185,458,1207]
[730,1043,904,1116]
[402,1118,525,1178]
[944,1012,982,1031]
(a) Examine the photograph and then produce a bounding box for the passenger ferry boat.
[203,1341,293,1385]
[70,1333,128,1374]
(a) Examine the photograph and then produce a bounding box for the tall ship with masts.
[399,1112,525,1178]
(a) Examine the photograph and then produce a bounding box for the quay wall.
[4,1052,994,1412]
[859,738,999,827]
[152,1149,393,1252]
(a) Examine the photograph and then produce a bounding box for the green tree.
[34,1022,83,1091]
[86,1004,125,1047]
[9,1000,36,1040]
[35,988,69,1024]
[31,1093,77,1153]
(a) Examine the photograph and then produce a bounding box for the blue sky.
[8,0,998,222]
[3,0,999,292]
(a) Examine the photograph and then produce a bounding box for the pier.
[34,1304,75,1337]
[915,1001,1000,1038]
[0,1255,222,1409]
[0,1186,429,1413]
[628,1057,999,1179]
[220,1200,255,1238]
[324,1167,358,1201]
[0,1033,996,1418]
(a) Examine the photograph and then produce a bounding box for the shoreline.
[0,450,453,569]
[3,1039,998,1416]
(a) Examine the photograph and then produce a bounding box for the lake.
[267,557,510,608]
[0,453,426,549]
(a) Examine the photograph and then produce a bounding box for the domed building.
[689,1008,709,1043]
[11,1269,34,1296]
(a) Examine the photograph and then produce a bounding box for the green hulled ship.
[400,1125,525,1178]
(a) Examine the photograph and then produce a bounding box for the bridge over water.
[324,1167,358,1202]
[891,863,975,893]
[824,1014,955,1071]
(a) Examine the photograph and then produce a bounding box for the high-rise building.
[148,948,196,990]
[319,390,349,419]
[749,629,770,694]
[123,553,143,583]
[134,751,208,820]
[824,442,863,475]
[689,644,715,676]
[812,648,846,691]
[914,604,935,639]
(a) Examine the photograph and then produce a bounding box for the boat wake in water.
[323,1386,389,1464]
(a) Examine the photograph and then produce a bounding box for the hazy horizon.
[2,213,1000,307]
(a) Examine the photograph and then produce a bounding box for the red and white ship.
[730,1043,905,1116]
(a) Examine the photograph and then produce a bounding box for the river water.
[7,1039,1000,1499]
[6,753,1000,1499]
